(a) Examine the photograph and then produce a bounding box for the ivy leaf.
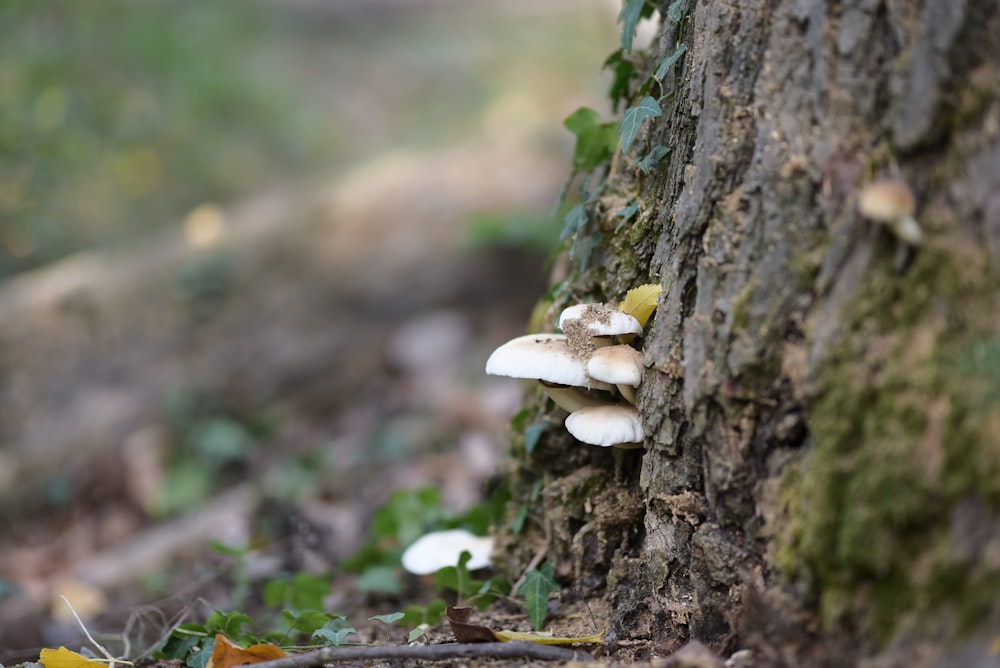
[560,203,588,241]
[617,201,639,223]
[563,106,601,135]
[638,145,671,174]
[356,565,401,595]
[523,421,547,454]
[518,563,560,631]
[188,637,216,668]
[312,620,357,647]
[667,0,686,23]
[619,96,662,154]
[263,573,330,612]
[617,0,647,53]
[369,612,405,624]
[563,107,616,171]
[204,610,252,640]
[284,610,336,636]
[603,49,635,113]
[654,43,687,81]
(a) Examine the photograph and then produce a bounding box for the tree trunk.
[499,1,1000,665]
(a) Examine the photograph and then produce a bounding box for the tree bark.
[502,1,1000,665]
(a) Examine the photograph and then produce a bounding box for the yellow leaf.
[618,283,662,328]
[39,647,115,668]
[493,629,605,645]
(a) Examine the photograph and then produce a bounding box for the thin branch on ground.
[247,641,589,667]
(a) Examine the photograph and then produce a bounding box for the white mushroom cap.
[558,303,643,337]
[586,345,643,386]
[401,529,494,575]
[485,333,588,386]
[564,404,643,448]
[858,179,922,245]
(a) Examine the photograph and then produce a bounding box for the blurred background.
[0,0,621,660]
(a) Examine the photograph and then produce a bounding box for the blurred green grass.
[0,3,332,277]
[0,2,615,280]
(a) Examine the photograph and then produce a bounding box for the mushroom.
[401,529,494,575]
[858,179,922,246]
[558,302,644,361]
[485,333,613,412]
[586,345,644,404]
[558,303,643,339]
[564,404,644,449]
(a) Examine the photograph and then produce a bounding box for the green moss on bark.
[778,243,1000,641]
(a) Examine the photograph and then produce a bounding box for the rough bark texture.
[502,1,1000,665]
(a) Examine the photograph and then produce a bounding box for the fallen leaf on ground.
[39,647,129,668]
[446,606,603,645]
[206,634,288,668]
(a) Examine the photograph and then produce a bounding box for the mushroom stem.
[893,214,923,246]
[617,384,637,405]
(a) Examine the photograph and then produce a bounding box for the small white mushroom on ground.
[401,529,494,575]
[484,333,613,412]
[586,345,644,404]
[564,404,644,449]
[858,179,922,246]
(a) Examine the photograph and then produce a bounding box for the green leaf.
[204,610,252,639]
[638,145,672,174]
[371,487,442,547]
[408,627,427,642]
[604,49,635,113]
[188,637,216,668]
[154,631,201,661]
[208,541,246,557]
[288,610,337,636]
[153,460,214,516]
[191,418,250,464]
[667,0,686,22]
[510,503,529,535]
[265,572,331,611]
[369,612,405,624]
[356,565,402,595]
[518,563,561,631]
[563,107,602,135]
[434,551,482,600]
[312,620,357,647]
[654,44,687,81]
[617,201,639,221]
[617,0,647,53]
[563,107,616,171]
[523,421,547,454]
[560,204,588,241]
[619,96,662,154]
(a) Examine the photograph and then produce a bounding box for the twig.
[245,641,589,667]
[59,595,133,668]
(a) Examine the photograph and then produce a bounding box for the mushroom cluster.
[485,302,647,449]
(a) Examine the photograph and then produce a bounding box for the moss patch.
[778,243,1000,641]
